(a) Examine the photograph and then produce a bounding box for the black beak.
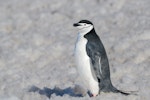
[73,23,80,27]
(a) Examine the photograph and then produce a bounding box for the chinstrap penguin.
[73,20,130,96]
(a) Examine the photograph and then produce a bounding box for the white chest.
[74,33,99,95]
[75,36,87,57]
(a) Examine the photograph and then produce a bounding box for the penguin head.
[73,20,94,33]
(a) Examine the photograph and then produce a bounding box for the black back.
[84,28,130,95]
[84,28,113,91]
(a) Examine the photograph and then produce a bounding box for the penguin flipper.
[86,41,103,82]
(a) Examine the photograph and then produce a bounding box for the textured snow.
[0,0,150,100]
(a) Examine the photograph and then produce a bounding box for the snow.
[0,0,150,100]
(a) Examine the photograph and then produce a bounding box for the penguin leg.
[87,91,98,97]
[89,93,99,97]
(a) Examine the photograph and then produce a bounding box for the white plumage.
[74,31,99,95]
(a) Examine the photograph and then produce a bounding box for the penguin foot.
[91,94,98,97]
[87,91,98,97]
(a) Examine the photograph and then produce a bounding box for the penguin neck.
[78,26,94,36]
[83,28,97,39]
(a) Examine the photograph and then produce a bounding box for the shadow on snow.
[28,85,83,98]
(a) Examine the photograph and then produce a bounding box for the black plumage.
[84,26,130,95]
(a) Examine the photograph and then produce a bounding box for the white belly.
[74,36,99,95]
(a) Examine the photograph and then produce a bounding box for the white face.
[74,23,94,34]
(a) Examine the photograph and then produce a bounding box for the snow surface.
[0,0,150,100]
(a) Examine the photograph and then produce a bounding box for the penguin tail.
[111,86,138,96]
[115,89,130,95]
[100,80,138,96]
